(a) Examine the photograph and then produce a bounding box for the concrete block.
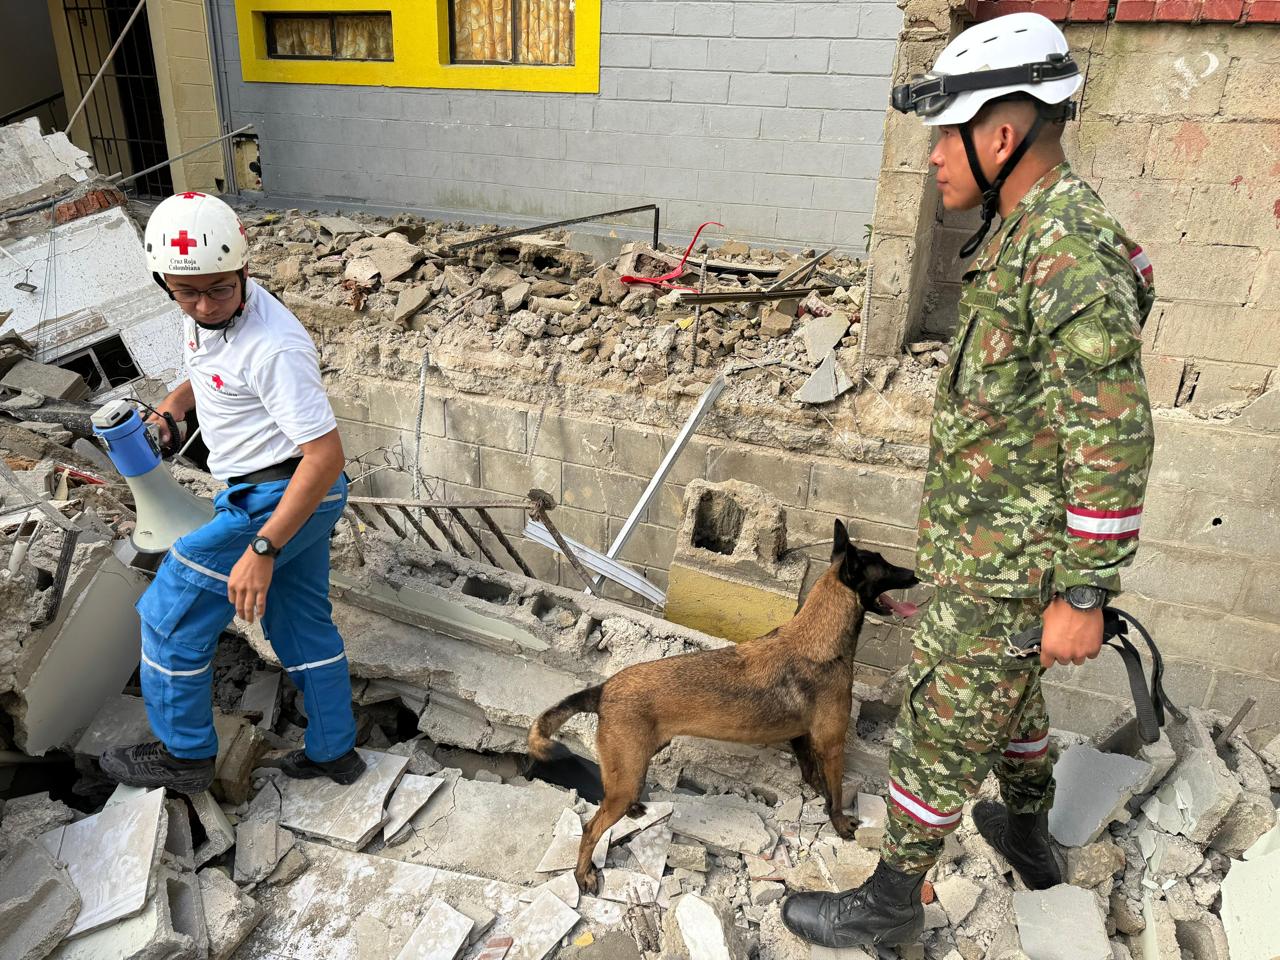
[933,874,982,926]
[197,869,262,960]
[1066,840,1126,888]
[668,795,772,855]
[808,461,923,531]
[445,397,527,452]
[53,867,207,960]
[279,748,407,850]
[529,412,613,466]
[366,380,445,436]
[0,839,81,960]
[1012,884,1110,960]
[707,446,811,507]
[0,358,90,400]
[190,791,235,867]
[39,787,166,938]
[233,820,293,885]
[478,447,561,501]
[1047,745,1153,847]
[664,480,809,643]
[663,893,744,960]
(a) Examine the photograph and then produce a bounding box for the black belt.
[229,456,302,486]
[1008,607,1186,744]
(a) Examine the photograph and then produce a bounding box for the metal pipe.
[64,0,148,136]
[447,204,661,252]
[109,124,255,189]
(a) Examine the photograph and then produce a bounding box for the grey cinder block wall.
[210,0,901,249]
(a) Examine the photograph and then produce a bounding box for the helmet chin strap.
[957,112,1046,259]
[152,268,249,344]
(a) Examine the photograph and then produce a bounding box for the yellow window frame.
[234,0,599,93]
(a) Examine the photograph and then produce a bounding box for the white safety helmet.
[893,13,1082,127]
[143,192,249,277]
[890,13,1082,257]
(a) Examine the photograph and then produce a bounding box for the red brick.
[1154,0,1202,18]
[1068,0,1110,19]
[1201,0,1244,16]
[1114,0,1157,17]
[970,0,1070,18]
[1244,0,1280,18]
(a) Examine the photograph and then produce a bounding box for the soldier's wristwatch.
[1064,585,1108,611]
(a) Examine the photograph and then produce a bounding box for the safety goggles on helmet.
[891,52,1080,118]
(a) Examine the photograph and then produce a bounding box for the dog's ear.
[831,519,849,559]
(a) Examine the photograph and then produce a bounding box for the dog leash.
[1007,607,1186,744]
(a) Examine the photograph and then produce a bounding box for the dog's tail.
[528,685,602,761]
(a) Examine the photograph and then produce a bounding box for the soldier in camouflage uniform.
[784,13,1155,949]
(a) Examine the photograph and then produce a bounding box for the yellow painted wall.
[665,562,801,645]
[234,0,599,93]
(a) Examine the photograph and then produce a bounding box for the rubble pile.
[239,208,942,411]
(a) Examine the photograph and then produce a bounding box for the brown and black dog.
[528,520,919,892]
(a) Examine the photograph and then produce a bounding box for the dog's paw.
[831,814,858,841]
[576,867,601,895]
[626,802,648,819]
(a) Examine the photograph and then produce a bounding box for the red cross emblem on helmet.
[179,192,206,200]
[170,230,198,255]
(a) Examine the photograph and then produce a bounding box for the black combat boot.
[973,799,1062,890]
[279,748,367,785]
[781,860,925,948]
[99,741,216,795]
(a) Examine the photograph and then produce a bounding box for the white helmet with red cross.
[143,192,249,276]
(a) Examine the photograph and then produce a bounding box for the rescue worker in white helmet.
[782,13,1155,949]
[99,192,366,793]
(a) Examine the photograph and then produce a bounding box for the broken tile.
[595,869,659,905]
[394,899,473,960]
[278,748,408,850]
[1151,748,1241,844]
[535,807,582,873]
[455,899,496,946]
[1047,745,1153,847]
[53,867,207,960]
[0,838,81,960]
[668,797,772,855]
[383,774,447,844]
[519,871,580,909]
[74,695,152,757]
[199,868,263,960]
[793,352,853,405]
[666,893,743,960]
[1220,847,1280,960]
[933,874,982,926]
[39,786,165,937]
[802,312,851,364]
[602,801,674,845]
[507,890,579,960]
[1012,884,1111,960]
[474,936,514,960]
[240,669,282,730]
[626,820,673,881]
[190,791,236,867]
[266,846,309,886]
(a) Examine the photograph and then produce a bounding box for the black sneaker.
[99,741,216,795]
[280,748,366,785]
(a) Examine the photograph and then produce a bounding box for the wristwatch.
[1064,585,1108,611]
[250,535,280,558]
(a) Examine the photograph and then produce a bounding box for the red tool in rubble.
[619,220,723,292]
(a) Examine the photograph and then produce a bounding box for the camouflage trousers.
[881,590,1056,873]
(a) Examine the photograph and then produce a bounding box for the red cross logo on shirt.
[211,374,224,391]
[170,230,198,255]
[179,192,206,199]
[188,340,196,351]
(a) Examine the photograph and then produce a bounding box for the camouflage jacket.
[916,163,1155,599]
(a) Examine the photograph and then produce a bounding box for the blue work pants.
[136,475,356,761]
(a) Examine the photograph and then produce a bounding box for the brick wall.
[209,0,901,249]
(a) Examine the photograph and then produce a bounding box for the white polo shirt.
[185,279,337,481]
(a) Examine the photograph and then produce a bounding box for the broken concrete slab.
[1220,847,1280,960]
[802,312,851,364]
[520,871,580,909]
[211,714,269,805]
[234,820,294,885]
[278,748,407,850]
[596,869,659,905]
[508,890,580,960]
[163,800,195,872]
[383,774,447,844]
[384,777,576,884]
[536,807,583,874]
[1047,745,1153,847]
[0,358,90,401]
[1138,894,1180,960]
[347,235,423,283]
[394,286,433,325]
[198,868,263,960]
[794,352,854,405]
[0,838,81,960]
[39,786,166,938]
[15,549,149,755]
[1147,748,1241,845]
[52,866,206,960]
[73,695,152,758]
[395,899,473,960]
[933,874,982,926]
[668,795,772,856]
[664,893,743,960]
[1012,884,1110,960]
[239,669,282,731]
[189,791,235,868]
[0,791,77,847]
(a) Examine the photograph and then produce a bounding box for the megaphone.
[91,400,215,553]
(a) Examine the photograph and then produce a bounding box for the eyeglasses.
[171,283,239,304]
